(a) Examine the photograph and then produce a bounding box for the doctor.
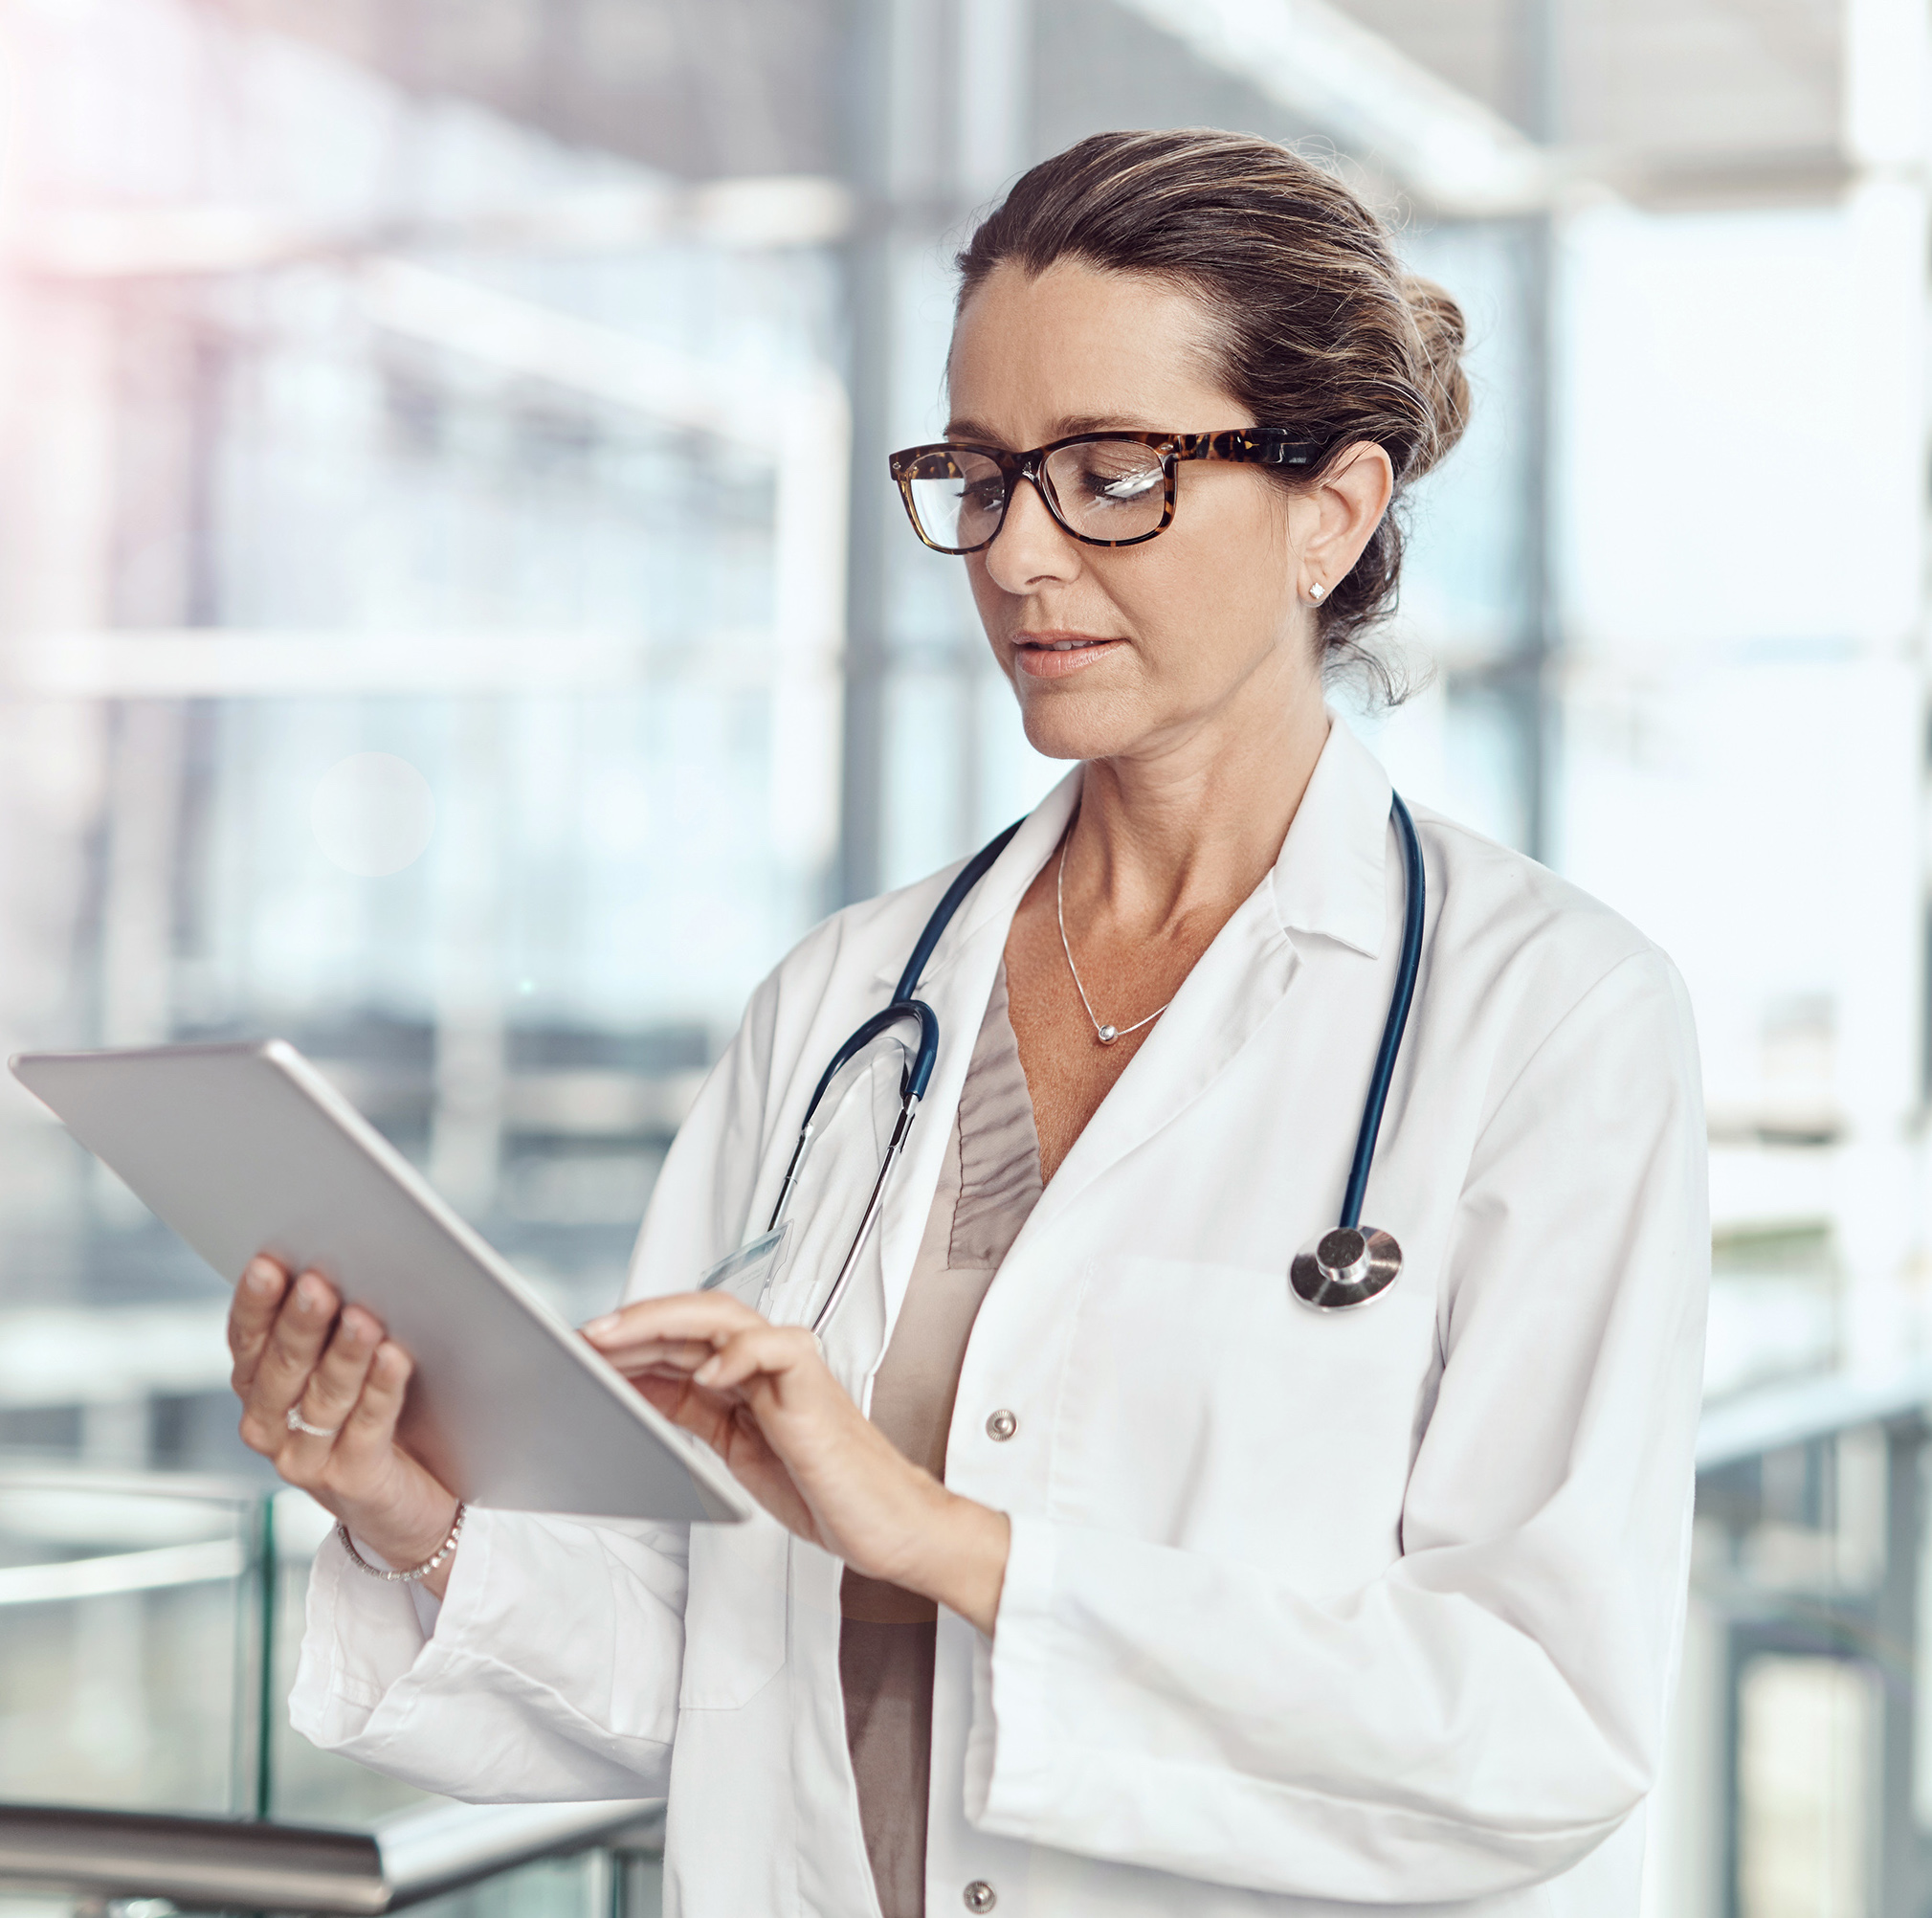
[228,129,1707,1915]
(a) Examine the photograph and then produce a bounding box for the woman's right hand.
[229,1256,462,1598]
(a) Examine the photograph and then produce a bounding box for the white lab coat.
[291,717,1709,1917]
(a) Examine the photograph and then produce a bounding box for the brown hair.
[954,128,1469,698]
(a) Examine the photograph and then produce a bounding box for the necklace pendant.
[1097,1024,1119,1044]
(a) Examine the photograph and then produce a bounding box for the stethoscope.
[767,794,1425,1332]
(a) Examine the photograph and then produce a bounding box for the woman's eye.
[1079,462,1161,503]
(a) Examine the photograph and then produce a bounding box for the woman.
[229,130,1707,1915]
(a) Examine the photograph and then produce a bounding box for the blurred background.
[0,0,1921,1913]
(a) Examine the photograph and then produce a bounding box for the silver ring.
[286,1402,341,1439]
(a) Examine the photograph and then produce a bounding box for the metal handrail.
[0,1795,662,1914]
[381,1799,663,1907]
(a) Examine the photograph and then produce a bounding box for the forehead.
[945,257,1240,439]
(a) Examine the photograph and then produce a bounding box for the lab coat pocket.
[1055,1254,1436,1590]
[679,1514,789,1710]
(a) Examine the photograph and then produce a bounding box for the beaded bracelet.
[337,1503,466,1584]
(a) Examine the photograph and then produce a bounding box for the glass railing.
[0,1461,269,1818]
[0,1458,666,1915]
[0,1460,408,1822]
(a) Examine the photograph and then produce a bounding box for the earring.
[1306,581,1325,603]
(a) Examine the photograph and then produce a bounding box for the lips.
[1012,632,1124,680]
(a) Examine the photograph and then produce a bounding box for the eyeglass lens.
[905,440,1168,550]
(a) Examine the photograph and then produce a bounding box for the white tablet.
[9,1039,753,1526]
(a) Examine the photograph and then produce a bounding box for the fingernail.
[695,1355,722,1385]
[244,1260,278,1294]
[581,1314,618,1339]
[296,1276,325,1311]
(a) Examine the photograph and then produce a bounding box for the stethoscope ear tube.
[810,1095,920,1336]
[801,1000,941,1121]
[769,819,1021,1328]
[766,998,939,1234]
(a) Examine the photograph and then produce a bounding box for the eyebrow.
[942,412,1167,445]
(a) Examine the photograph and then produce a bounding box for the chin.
[1013,688,1144,764]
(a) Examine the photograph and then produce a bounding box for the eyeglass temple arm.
[1215,428,1323,468]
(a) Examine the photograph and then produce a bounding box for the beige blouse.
[838,962,1043,1918]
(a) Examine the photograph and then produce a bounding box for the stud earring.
[1306,581,1325,603]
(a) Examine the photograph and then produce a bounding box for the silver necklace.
[1055,835,1174,1046]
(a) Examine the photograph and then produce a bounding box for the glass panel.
[0,0,840,1863]
[0,0,849,1440]
[0,1468,258,1815]
[1738,1655,1876,1918]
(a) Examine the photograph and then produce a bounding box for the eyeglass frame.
[887,427,1327,555]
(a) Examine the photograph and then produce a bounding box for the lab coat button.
[963,1882,997,1912]
[985,1408,1018,1441]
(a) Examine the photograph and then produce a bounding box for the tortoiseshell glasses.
[887,428,1323,555]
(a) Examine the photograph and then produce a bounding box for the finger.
[243,1270,340,1429]
[632,1376,821,1541]
[333,1340,413,1467]
[581,1291,764,1355]
[693,1323,822,1393]
[595,1335,721,1378]
[281,1305,384,1461]
[634,1371,754,1456]
[228,1257,290,1393]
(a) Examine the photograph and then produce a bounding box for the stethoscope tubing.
[767,1000,941,1235]
[891,820,1025,1003]
[808,1097,918,1336]
[772,786,1425,1330]
[774,818,1023,1327]
[1338,793,1425,1230]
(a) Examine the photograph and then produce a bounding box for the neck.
[1065,664,1330,934]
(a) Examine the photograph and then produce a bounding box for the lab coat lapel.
[1016,719,1393,1251]
[1016,881,1299,1249]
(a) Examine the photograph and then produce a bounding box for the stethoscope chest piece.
[1291,1225,1402,1311]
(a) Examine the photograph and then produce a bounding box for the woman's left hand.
[581,1293,1010,1635]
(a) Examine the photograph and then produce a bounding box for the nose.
[982,467,1080,592]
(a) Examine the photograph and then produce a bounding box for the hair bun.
[1399,273,1471,478]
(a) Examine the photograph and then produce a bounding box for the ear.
[1298,442,1394,602]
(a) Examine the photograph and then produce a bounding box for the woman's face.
[945,258,1389,766]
